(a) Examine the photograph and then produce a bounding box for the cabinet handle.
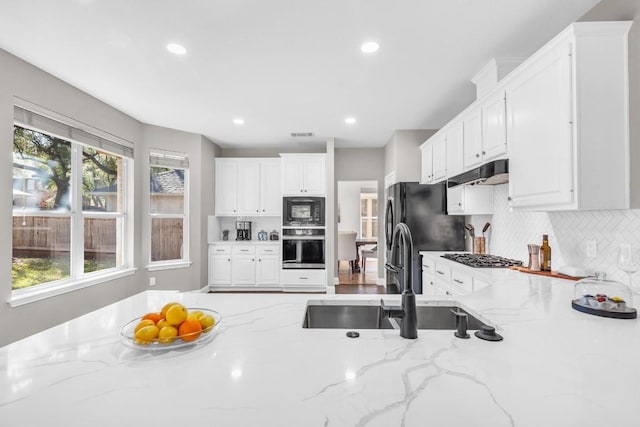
[300,276,308,279]
[423,264,430,269]
[454,279,463,284]
[227,259,231,262]
[256,210,259,213]
[262,209,265,212]
[430,281,434,285]
[507,196,512,201]
[264,250,273,252]
[258,259,262,262]
[482,151,486,155]
[458,202,461,206]
[240,249,249,252]
[233,209,236,212]
[215,249,225,252]
[436,270,445,275]
[446,291,452,296]
[252,259,255,262]
[475,153,480,158]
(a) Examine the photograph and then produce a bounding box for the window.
[149,150,189,267]
[360,190,378,239]
[12,105,133,298]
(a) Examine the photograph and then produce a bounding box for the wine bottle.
[540,234,552,272]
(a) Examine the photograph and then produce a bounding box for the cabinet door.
[259,161,281,215]
[302,158,326,195]
[209,255,232,286]
[256,255,280,285]
[215,160,238,215]
[231,255,256,285]
[482,90,508,161]
[507,38,574,209]
[446,121,464,177]
[237,161,261,216]
[282,158,303,195]
[432,137,447,181]
[420,143,433,183]
[463,109,483,169]
[446,185,465,214]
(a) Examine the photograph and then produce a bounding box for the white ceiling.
[0,0,601,148]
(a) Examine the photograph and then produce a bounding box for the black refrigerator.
[385,181,464,294]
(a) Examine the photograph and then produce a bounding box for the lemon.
[158,326,178,344]
[135,325,159,342]
[134,319,155,333]
[199,314,215,332]
[161,302,179,318]
[165,304,188,326]
[156,319,170,329]
[190,310,204,320]
[186,312,200,322]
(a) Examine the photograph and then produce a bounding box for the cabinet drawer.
[257,245,279,255]
[433,261,451,282]
[450,268,473,293]
[210,245,231,255]
[421,257,436,277]
[281,269,325,285]
[233,245,256,255]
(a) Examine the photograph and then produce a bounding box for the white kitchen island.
[1,270,639,427]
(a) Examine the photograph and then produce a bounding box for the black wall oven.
[283,197,325,226]
[282,228,325,269]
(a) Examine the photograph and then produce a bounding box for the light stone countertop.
[1,269,639,426]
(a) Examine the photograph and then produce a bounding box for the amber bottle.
[540,234,552,272]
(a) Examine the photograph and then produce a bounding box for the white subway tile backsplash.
[470,184,640,285]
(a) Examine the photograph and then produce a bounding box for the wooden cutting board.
[509,266,585,281]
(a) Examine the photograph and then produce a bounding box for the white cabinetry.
[446,121,464,178]
[215,159,281,216]
[447,184,494,215]
[209,243,281,290]
[481,90,508,162]
[281,154,326,195]
[506,22,631,211]
[421,252,493,297]
[419,134,446,184]
[281,269,326,291]
[462,108,483,169]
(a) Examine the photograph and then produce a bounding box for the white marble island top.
[2,271,640,427]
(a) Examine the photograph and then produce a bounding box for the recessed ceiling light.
[361,41,379,54]
[232,118,245,126]
[345,117,357,125]
[166,43,187,55]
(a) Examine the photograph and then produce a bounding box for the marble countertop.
[2,270,639,426]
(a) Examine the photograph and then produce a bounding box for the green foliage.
[12,256,117,289]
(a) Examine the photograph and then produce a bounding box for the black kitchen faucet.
[382,222,418,339]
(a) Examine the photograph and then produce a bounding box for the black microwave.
[283,197,325,226]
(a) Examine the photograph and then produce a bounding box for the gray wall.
[334,147,385,281]
[384,129,436,183]
[579,0,640,208]
[0,48,143,346]
[219,145,325,157]
[0,48,219,346]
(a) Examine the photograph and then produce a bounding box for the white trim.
[146,261,192,271]
[8,268,137,307]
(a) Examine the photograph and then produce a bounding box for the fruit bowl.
[120,308,222,350]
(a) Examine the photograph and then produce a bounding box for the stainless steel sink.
[302,300,489,330]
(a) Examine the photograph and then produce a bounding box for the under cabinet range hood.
[447,159,509,187]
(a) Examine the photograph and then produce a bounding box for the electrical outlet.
[149,276,156,286]
[586,240,597,258]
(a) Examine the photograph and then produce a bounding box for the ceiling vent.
[290,132,314,137]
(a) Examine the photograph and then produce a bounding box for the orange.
[142,312,163,324]
[166,304,188,326]
[178,319,202,342]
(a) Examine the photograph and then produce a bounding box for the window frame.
[147,149,190,270]
[359,192,378,240]
[9,102,135,307]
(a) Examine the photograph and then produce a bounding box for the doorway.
[336,180,380,290]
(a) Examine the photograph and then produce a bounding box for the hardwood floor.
[335,259,386,294]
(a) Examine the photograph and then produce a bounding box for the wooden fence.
[13,216,182,261]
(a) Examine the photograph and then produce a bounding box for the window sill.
[146,261,192,272]
[8,267,138,308]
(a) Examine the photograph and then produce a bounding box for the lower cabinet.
[421,253,491,296]
[209,243,280,290]
[281,269,326,291]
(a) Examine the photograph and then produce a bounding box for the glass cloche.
[572,272,637,319]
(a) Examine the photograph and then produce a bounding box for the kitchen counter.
[2,271,639,426]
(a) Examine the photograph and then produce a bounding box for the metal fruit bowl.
[120,308,222,350]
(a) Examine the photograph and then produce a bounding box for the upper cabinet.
[281,154,326,195]
[215,158,281,216]
[446,121,464,178]
[506,22,631,211]
[462,108,483,169]
[481,90,508,162]
[420,134,446,184]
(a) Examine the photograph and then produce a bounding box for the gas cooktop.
[441,253,524,268]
